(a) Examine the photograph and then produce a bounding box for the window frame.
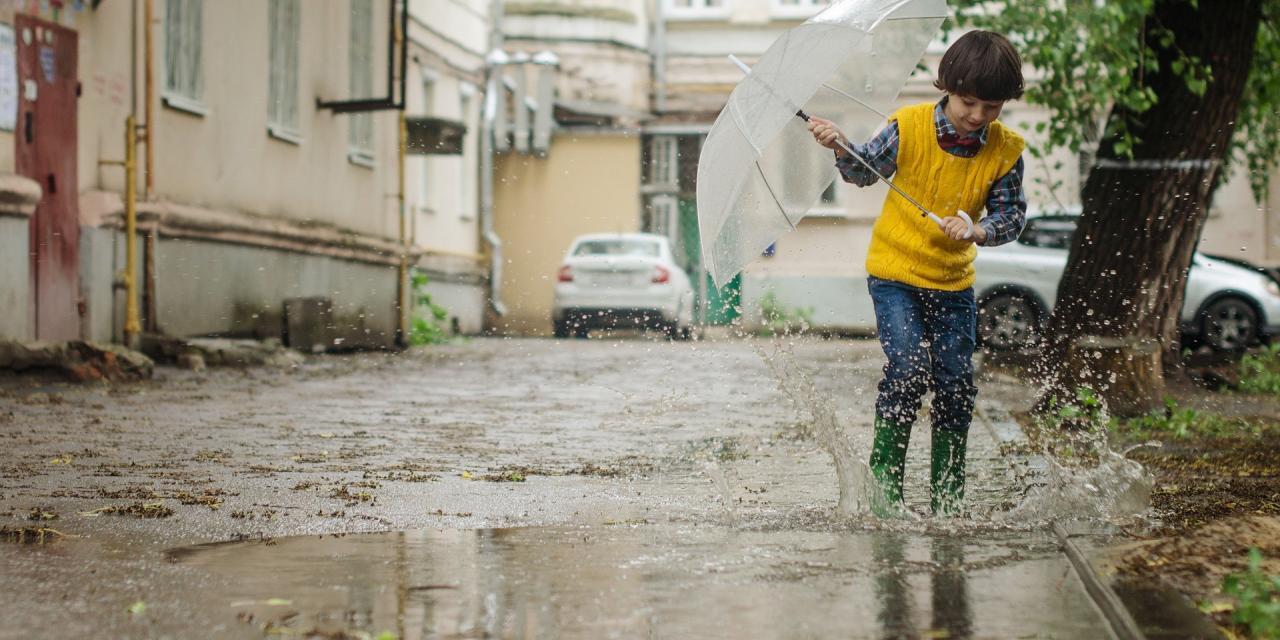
[268,0,302,144]
[162,0,206,116]
[664,0,731,21]
[769,0,829,20]
[347,0,375,167]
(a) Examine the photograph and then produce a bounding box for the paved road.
[0,337,1109,638]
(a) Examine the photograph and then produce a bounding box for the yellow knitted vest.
[865,102,1024,291]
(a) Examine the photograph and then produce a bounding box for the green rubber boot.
[930,428,968,517]
[868,416,912,518]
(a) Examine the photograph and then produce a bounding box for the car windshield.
[1019,217,1077,249]
[573,239,660,258]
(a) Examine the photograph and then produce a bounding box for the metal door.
[15,15,79,341]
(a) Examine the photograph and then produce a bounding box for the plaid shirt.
[835,98,1026,247]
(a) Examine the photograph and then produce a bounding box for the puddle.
[170,524,1109,639]
[1111,578,1225,640]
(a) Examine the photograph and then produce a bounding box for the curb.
[974,402,1147,640]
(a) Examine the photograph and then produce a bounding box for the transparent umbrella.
[696,0,949,288]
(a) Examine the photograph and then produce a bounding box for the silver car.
[552,233,695,339]
[973,214,1280,352]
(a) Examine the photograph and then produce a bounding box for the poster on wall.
[0,24,15,132]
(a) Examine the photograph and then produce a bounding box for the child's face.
[945,94,1006,136]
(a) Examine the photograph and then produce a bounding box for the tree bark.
[1036,0,1263,418]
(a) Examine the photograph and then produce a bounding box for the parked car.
[552,233,695,339]
[973,213,1280,352]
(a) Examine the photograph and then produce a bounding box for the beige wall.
[69,0,401,241]
[492,132,642,334]
[406,0,487,259]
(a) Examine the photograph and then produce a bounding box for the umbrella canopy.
[696,0,948,288]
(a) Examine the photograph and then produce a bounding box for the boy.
[807,30,1027,516]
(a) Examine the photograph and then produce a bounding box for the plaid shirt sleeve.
[976,156,1027,247]
[834,121,899,187]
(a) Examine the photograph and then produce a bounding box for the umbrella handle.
[924,209,974,240]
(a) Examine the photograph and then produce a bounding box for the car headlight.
[1268,280,1280,298]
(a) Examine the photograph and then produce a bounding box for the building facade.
[0,0,489,348]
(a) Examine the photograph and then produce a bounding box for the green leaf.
[128,601,146,615]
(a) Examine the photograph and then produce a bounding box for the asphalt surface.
[0,336,1113,638]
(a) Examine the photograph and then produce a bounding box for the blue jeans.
[868,277,977,433]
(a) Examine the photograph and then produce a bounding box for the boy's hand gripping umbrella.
[696,0,951,288]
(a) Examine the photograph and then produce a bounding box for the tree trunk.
[1035,0,1263,418]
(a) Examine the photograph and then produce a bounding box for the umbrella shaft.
[831,136,935,222]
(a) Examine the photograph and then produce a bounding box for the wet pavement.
[0,336,1114,638]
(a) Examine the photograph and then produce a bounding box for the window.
[1018,216,1077,249]
[648,136,678,189]
[348,0,374,164]
[666,0,729,19]
[163,0,204,113]
[419,76,435,210]
[268,0,301,142]
[459,85,475,220]
[772,0,829,18]
[573,239,661,258]
[648,195,678,238]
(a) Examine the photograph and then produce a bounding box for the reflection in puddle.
[170,525,1107,639]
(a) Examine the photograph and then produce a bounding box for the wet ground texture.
[0,337,1150,638]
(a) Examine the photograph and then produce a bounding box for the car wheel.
[553,320,570,339]
[663,321,680,340]
[1200,297,1258,352]
[978,293,1041,351]
[572,322,589,339]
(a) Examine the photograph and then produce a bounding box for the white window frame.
[163,0,206,115]
[458,82,476,221]
[650,194,679,239]
[347,0,375,167]
[665,0,731,21]
[268,0,302,143]
[648,135,679,190]
[770,0,829,20]
[418,74,436,214]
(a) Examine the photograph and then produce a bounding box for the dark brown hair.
[933,30,1024,101]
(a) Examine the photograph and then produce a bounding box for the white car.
[552,233,695,339]
[974,214,1280,352]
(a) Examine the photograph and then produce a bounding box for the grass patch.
[1213,548,1280,639]
[1240,344,1280,396]
[1116,399,1264,439]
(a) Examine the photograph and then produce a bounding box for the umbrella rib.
[819,82,889,120]
[754,160,797,231]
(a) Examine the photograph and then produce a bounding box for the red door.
[15,15,79,341]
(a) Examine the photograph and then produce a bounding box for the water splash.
[756,340,873,516]
[997,417,1155,524]
[703,457,740,527]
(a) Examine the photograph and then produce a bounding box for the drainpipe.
[481,47,509,317]
[143,0,155,200]
[653,0,666,113]
[396,111,409,347]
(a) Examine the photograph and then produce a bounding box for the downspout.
[653,0,666,113]
[480,0,507,316]
[396,112,409,347]
[142,0,157,334]
[143,0,154,200]
[395,2,409,348]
